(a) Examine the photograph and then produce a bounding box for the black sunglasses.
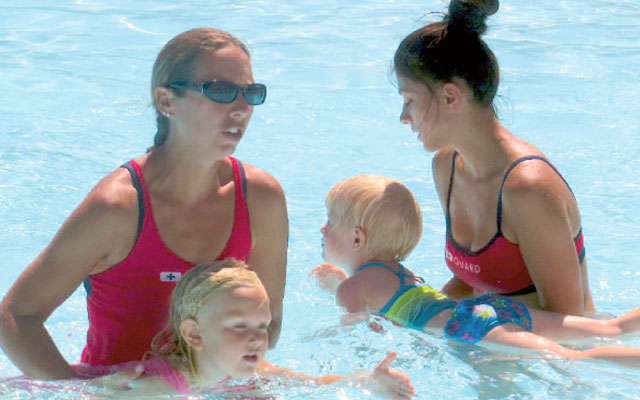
[167,80,267,105]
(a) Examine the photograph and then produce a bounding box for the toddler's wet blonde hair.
[150,258,263,380]
[326,175,422,261]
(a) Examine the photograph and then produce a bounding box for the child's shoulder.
[337,267,402,312]
[336,274,370,312]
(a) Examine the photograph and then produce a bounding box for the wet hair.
[149,28,250,149]
[326,175,423,261]
[149,258,263,380]
[394,0,500,107]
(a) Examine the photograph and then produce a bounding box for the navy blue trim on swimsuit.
[444,152,457,235]
[504,284,536,296]
[121,162,145,237]
[83,277,92,296]
[236,159,248,197]
[577,228,586,264]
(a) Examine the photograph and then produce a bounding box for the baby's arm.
[258,351,414,399]
[312,264,372,326]
[310,263,348,294]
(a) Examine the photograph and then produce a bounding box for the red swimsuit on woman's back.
[444,152,585,295]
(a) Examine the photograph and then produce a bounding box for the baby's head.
[152,259,269,381]
[324,175,422,263]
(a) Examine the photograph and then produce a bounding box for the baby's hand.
[369,351,414,399]
[310,263,348,294]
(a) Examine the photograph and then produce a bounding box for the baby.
[312,175,640,366]
[97,258,414,398]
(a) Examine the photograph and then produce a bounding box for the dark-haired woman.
[394,0,594,315]
[0,28,288,379]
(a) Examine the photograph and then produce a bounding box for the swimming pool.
[1,0,639,398]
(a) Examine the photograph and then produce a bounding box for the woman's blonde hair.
[150,259,262,380]
[150,27,250,149]
[326,175,422,261]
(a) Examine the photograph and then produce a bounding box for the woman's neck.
[452,114,514,180]
[142,145,230,205]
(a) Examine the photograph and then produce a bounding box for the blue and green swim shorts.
[444,293,532,344]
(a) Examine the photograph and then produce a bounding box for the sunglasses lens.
[203,81,238,103]
[244,84,267,105]
[201,81,266,105]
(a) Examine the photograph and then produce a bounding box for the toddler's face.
[320,208,353,267]
[194,284,271,380]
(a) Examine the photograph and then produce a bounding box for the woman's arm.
[501,162,589,315]
[244,165,289,349]
[0,170,138,379]
[440,276,474,300]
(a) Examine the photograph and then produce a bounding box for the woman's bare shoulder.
[238,162,286,212]
[432,148,456,168]
[501,154,573,204]
[86,167,139,209]
[432,148,456,180]
[431,148,457,200]
[240,162,284,194]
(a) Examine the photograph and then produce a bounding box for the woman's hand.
[441,276,474,300]
[87,363,144,390]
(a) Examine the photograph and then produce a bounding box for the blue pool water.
[1,0,640,398]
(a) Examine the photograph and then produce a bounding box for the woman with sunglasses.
[394,0,594,316]
[0,28,288,380]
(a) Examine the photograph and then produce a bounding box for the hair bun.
[446,0,499,35]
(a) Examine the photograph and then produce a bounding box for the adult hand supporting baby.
[86,363,144,391]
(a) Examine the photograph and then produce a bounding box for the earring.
[163,111,171,118]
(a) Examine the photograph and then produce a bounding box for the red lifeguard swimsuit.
[81,156,251,365]
[444,152,585,295]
